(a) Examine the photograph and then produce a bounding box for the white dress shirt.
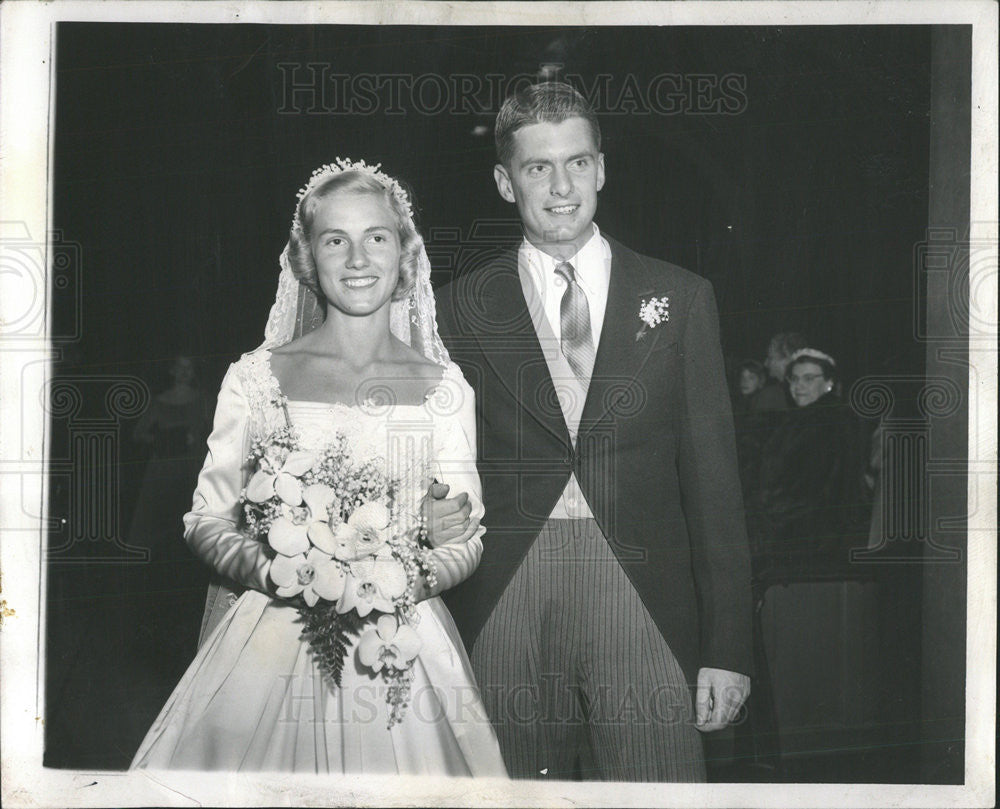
[518,224,613,519]
[519,224,612,350]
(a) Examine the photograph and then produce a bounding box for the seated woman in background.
[745,348,869,568]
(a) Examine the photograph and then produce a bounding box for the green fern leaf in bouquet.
[299,602,367,689]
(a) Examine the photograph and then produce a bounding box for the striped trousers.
[470,518,706,781]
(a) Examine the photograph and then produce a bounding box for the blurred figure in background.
[119,354,212,748]
[733,359,768,415]
[753,332,808,412]
[128,355,210,557]
[746,349,878,754]
[731,359,770,500]
[746,348,869,566]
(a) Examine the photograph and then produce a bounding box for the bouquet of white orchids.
[241,427,436,726]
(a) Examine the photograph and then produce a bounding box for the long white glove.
[183,365,273,595]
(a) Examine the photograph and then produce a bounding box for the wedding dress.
[130,349,507,775]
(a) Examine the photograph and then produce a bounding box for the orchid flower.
[270,546,346,607]
[266,483,338,557]
[358,614,421,673]
[337,551,408,617]
[245,449,317,506]
[309,501,391,561]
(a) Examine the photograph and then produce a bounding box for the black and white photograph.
[0,1,995,806]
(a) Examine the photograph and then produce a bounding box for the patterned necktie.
[555,261,596,383]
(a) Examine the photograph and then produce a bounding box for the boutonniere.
[635,296,670,341]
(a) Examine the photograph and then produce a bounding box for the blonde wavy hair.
[285,170,421,302]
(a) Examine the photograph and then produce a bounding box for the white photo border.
[0,2,995,807]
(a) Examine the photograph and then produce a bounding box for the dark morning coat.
[434,234,754,685]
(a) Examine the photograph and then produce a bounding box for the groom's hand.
[422,482,477,547]
[694,667,750,732]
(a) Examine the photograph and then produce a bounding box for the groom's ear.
[494,163,516,204]
[596,152,606,192]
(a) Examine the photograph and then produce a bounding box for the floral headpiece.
[789,348,837,367]
[292,157,413,230]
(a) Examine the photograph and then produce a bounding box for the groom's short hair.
[494,81,602,167]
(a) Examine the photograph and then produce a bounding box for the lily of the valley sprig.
[636,296,670,341]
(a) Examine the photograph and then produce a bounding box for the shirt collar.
[520,224,606,294]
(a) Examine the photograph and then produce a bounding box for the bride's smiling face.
[309,190,401,317]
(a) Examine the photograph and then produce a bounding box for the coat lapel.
[469,248,573,449]
[579,236,670,439]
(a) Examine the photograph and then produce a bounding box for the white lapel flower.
[266,483,337,557]
[635,296,670,341]
[270,546,346,607]
[338,550,408,617]
[246,449,317,505]
[358,614,422,673]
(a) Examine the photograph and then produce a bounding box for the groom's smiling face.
[494,117,605,259]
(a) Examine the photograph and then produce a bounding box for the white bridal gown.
[131,350,507,776]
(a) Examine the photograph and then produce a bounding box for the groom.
[434,82,752,781]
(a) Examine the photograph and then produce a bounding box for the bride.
[130,160,507,776]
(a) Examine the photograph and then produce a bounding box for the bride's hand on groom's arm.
[410,482,485,602]
[422,482,478,547]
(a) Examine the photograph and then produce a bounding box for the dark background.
[46,23,949,778]
[52,23,931,382]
